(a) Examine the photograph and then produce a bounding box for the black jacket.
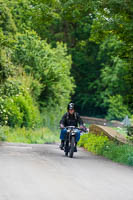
[60,112,83,127]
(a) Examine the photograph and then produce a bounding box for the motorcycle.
[63,126,81,158]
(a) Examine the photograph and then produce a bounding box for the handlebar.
[60,125,88,132]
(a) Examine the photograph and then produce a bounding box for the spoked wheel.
[69,136,75,158]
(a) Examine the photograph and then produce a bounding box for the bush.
[0,126,7,141]
[79,133,133,166]
[0,94,41,128]
[79,133,109,155]
[0,74,42,128]
[102,143,133,166]
[0,126,59,144]
[13,94,41,128]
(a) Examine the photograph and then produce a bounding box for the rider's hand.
[80,125,88,132]
[60,124,64,129]
[79,125,84,129]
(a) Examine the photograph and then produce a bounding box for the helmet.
[67,103,75,110]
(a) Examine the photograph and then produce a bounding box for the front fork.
[64,133,76,152]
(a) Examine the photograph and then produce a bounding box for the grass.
[0,126,60,144]
[1,124,133,166]
[111,126,127,136]
[78,133,133,166]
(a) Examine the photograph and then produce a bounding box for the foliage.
[0,126,7,141]
[0,1,75,129]
[27,0,133,117]
[0,75,42,128]
[0,126,59,144]
[112,127,127,136]
[78,133,109,155]
[90,0,133,113]
[16,0,104,117]
[0,79,21,97]
[106,95,131,121]
[103,143,133,166]
[13,31,74,109]
[0,0,16,33]
[79,133,133,166]
[98,36,128,103]
[127,126,133,138]
[0,0,133,129]
[0,93,41,128]
[0,48,15,84]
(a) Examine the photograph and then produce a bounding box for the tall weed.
[0,126,59,144]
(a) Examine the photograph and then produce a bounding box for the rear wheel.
[69,136,75,158]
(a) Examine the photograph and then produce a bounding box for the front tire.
[64,141,69,156]
[69,136,75,158]
[65,151,68,156]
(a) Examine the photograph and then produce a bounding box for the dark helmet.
[67,103,75,110]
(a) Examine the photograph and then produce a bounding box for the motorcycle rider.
[59,102,85,151]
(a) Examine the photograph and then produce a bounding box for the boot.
[59,140,64,150]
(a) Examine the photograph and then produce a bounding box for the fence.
[81,116,124,128]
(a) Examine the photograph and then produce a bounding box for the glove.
[79,125,84,129]
[60,124,64,129]
[80,125,88,132]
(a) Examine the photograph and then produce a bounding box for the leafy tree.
[96,36,129,109]
[13,31,74,109]
[28,0,104,116]
[0,0,16,83]
[1,0,133,124]
[90,0,133,113]
[0,0,17,35]
[106,95,131,121]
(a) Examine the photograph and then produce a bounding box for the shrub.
[13,94,41,128]
[0,126,7,141]
[0,94,41,128]
[79,133,133,166]
[0,126,59,144]
[79,133,109,155]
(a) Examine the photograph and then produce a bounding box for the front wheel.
[64,141,69,156]
[69,136,75,158]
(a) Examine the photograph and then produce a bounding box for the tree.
[13,31,74,109]
[90,0,133,113]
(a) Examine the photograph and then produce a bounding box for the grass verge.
[0,126,60,144]
[112,126,127,136]
[78,133,133,166]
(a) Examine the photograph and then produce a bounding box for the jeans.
[60,128,81,142]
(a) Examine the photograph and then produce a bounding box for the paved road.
[0,142,133,200]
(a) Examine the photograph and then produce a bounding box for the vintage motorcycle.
[63,126,86,158]
[64,126,77,158]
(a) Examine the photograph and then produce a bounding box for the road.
[0,142,133,200]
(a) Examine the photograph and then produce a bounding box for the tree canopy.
[0,0,132,127]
